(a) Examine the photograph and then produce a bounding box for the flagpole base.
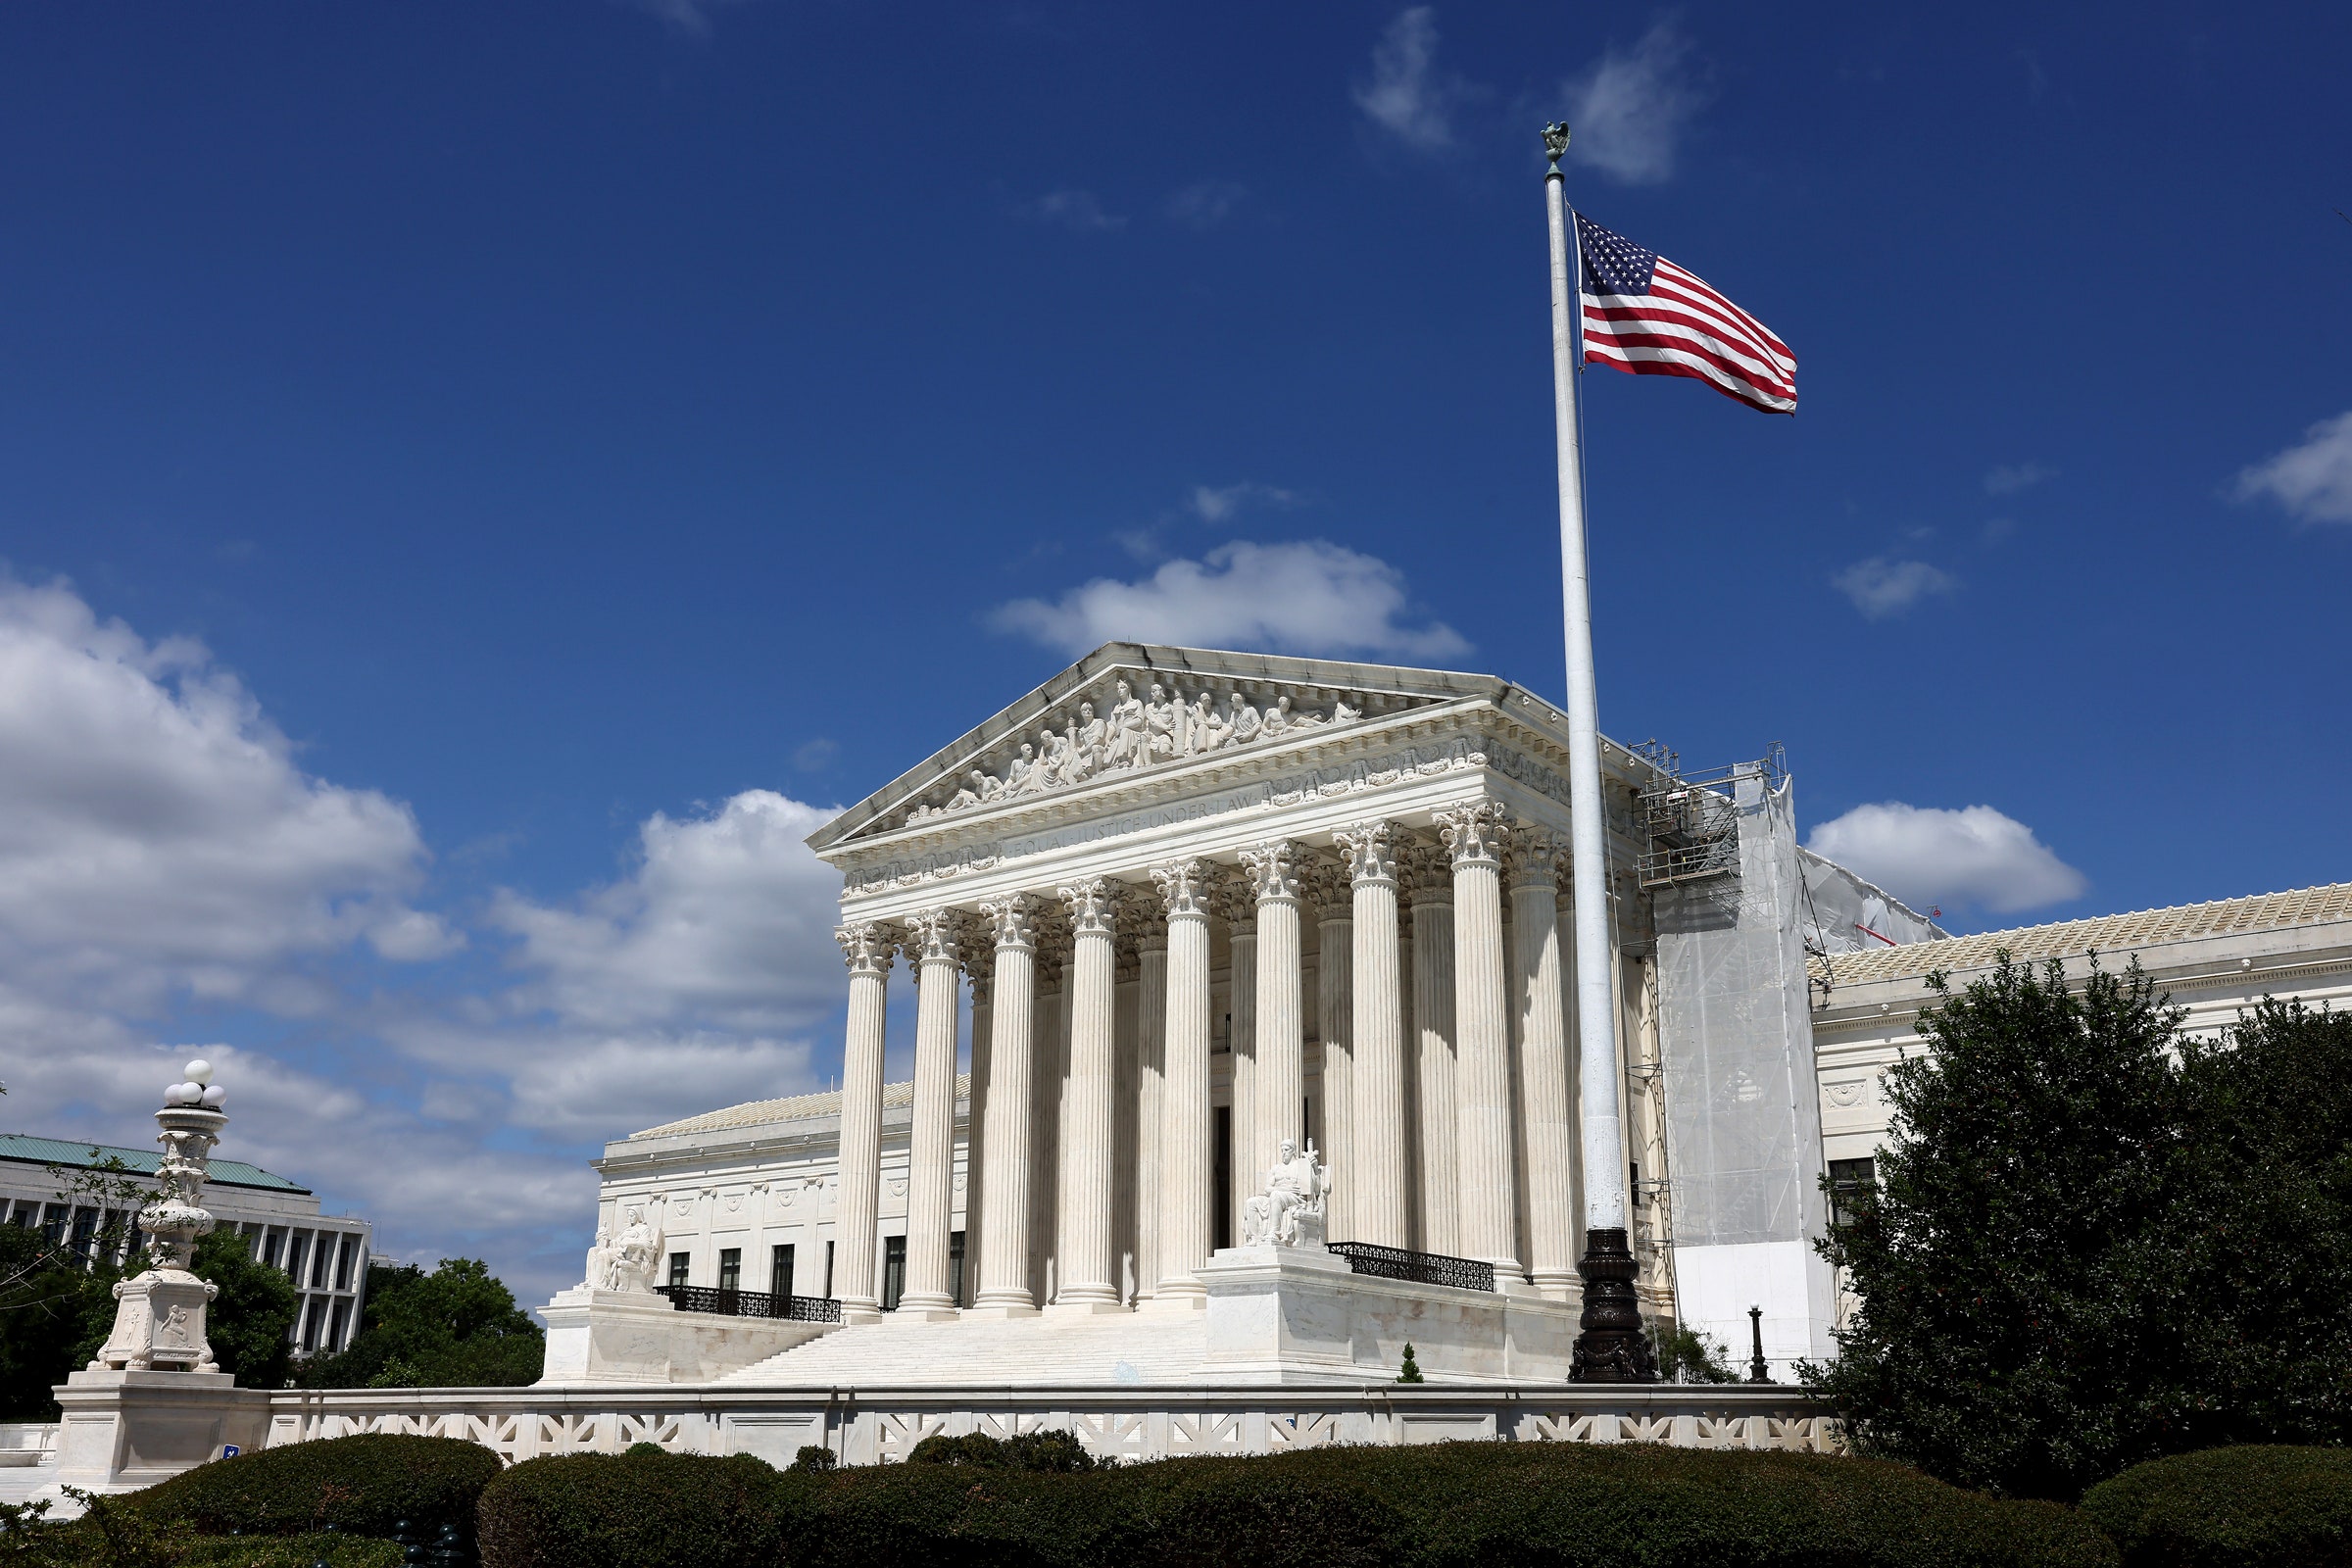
[1569,1227,1658,1383]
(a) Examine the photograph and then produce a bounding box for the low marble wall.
[262,1382,1836,1467]
[537,1289,835,1385]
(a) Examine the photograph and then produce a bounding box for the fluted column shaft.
[1511,837,1578,1298]
[833,923,893,1322]
[973,898,1039,1314]
[1442,803,1521,1273]
[1134,928,1168,1302]
[1338,822,1406,1247]
[1410,879,1460,1256]
[1244,841,1304,1176]
[966,989,990,1304]
[900,910,963,1314]
[1313,882,1353,1242]
[1227,909,1257,1239]
[1153,861,1213,1302]
[1054,879,1121,1308]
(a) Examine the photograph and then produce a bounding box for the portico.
[808,644,1658,1327]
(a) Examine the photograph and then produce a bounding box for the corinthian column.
[971,895,1040,1315]
[898,909,963,1317]
[1440,801,1522,1277]
[1223,882,1258,1242]
[832,923,893,1323]
[1309,861,1352,1242]
[1152,859,1213,1304]
[1242,840,1304,1176]
[1336,821,1406,1247]
[1134,913,1168,1303]
[1407,847,1460,1256]
[1510,831,1578,1298]
[1053,877,1123,1311]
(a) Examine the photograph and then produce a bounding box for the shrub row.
[130,1432,499,1550]
[2081,1445,2352,1568]
[475,1440,2116,1568]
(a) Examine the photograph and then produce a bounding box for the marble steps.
[713,1308,1208,1388]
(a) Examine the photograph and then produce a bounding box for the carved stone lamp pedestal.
[45,1062,271,1497]
[1569,1227,1658,1383]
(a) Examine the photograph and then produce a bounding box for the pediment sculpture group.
[911,680,1365,821]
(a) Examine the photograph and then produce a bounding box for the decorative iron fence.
[1324,1242,1495,1293]
[655,1285,843,1322]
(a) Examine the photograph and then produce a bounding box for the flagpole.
[1544,122,1655,1383]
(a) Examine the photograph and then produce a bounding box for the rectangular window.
[301,1298,320,1352]
[262,1229,282,1268]
[881,1235,906,1311]
[667,1251,690,1289]
[1828,1156,1877,1229]
[1213,1105,1232,1251]
[285,1234,309,1284]
[717,1248,742,1293]
[313,1237,333,1288]
[328,1298,351,1350]
[823,1241,835,1298]
[771,1244,795,1298]
[949,1229,964,1306]
[335,1236,356,1291]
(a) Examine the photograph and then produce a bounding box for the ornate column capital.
[1139,909,1170,953]
[1507,828,1565,890]
[1240,839,1302,906]
[1303,856,1352,922]
[1333,820,1399,887]
[902,908,962,966]
[837,921,898,977]
[1435,801,1511,868]
[1150,858,1215,920]
[1397,836,1450,906]
[1211,866,1258,934]
[1057,876,1121,936]
[979,892,1038,951]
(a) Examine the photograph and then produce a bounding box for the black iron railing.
[655,1285,843,1322]
[1325,1242,1495,1293]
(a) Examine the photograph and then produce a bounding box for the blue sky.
[1,1,2346,1300]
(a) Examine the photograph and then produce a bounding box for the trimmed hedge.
[178,1535,404,1567]
[130,1433,501,1548]
[2079,1445,2352,1567]
[476,1439,2117,1568]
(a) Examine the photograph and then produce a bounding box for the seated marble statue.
[602,1203,665,1294]
[1239,1137,1331,1249]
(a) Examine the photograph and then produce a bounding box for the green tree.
[188,1230,297,1387]
[1805,956,2352,1499]
[296,1257,543,1389]
[0,1156,153,1418]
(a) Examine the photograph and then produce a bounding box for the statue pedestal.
[1198,1245,1579,1385]
[90,1267,220,1373]
[537,1289,839,1386]
[43,1370,270,1495]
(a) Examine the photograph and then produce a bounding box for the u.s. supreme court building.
[528,641,2351,1446]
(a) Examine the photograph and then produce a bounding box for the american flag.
[1577,213,1796,415]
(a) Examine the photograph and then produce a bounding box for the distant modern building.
[0,1134,371,1357]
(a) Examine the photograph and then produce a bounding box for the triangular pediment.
[807,644,1506,854]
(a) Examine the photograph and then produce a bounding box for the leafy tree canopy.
[1806,956,2352,1500]
[296,1257,543,1389]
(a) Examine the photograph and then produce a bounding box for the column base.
[1570,1227,1659,1383]
[961,1299,1040,1319]
[838,1301,884,1326]
[888,1298,961,1323]
[1044,1296,1131,1317]
[1139,1285,1207,1312]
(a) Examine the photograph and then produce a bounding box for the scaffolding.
[1636,745,1786,889]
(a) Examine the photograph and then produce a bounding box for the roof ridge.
[631,1072,975,1142]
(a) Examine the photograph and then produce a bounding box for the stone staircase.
[715,1308,1208,1388]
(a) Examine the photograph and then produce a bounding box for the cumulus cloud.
[1984,461,2056,496]
[1807,803,2087,916]
[2233,410,2352,524]
[1189,481,1301,523]
[1354,8,1460,153]
[1025,190,1126,232]
[1558,23,1706,185]
[1832,557,1960,619]
[0,578,439,1011]
[989,539,1470,662]
[1166,181,1247,229]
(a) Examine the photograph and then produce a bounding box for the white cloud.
[1354,8,1459,153]
[2233,410,2352,524]
[0,578,436,1011]
[792,736,839,772]
[1166,181,1247,229]
[1026,190,1126,232]
[1984,461,2056,496]
[1189,481,1300,522]
[1807,803,2088,916]
[1558,23,1706,185]
[1832,556,1959,619]
[988,539,1470,662]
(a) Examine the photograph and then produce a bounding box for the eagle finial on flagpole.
[1543,122,1571,172]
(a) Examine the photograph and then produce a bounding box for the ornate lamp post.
[87,1060,227,1374]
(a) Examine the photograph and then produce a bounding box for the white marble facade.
[601,646,1685,1331]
